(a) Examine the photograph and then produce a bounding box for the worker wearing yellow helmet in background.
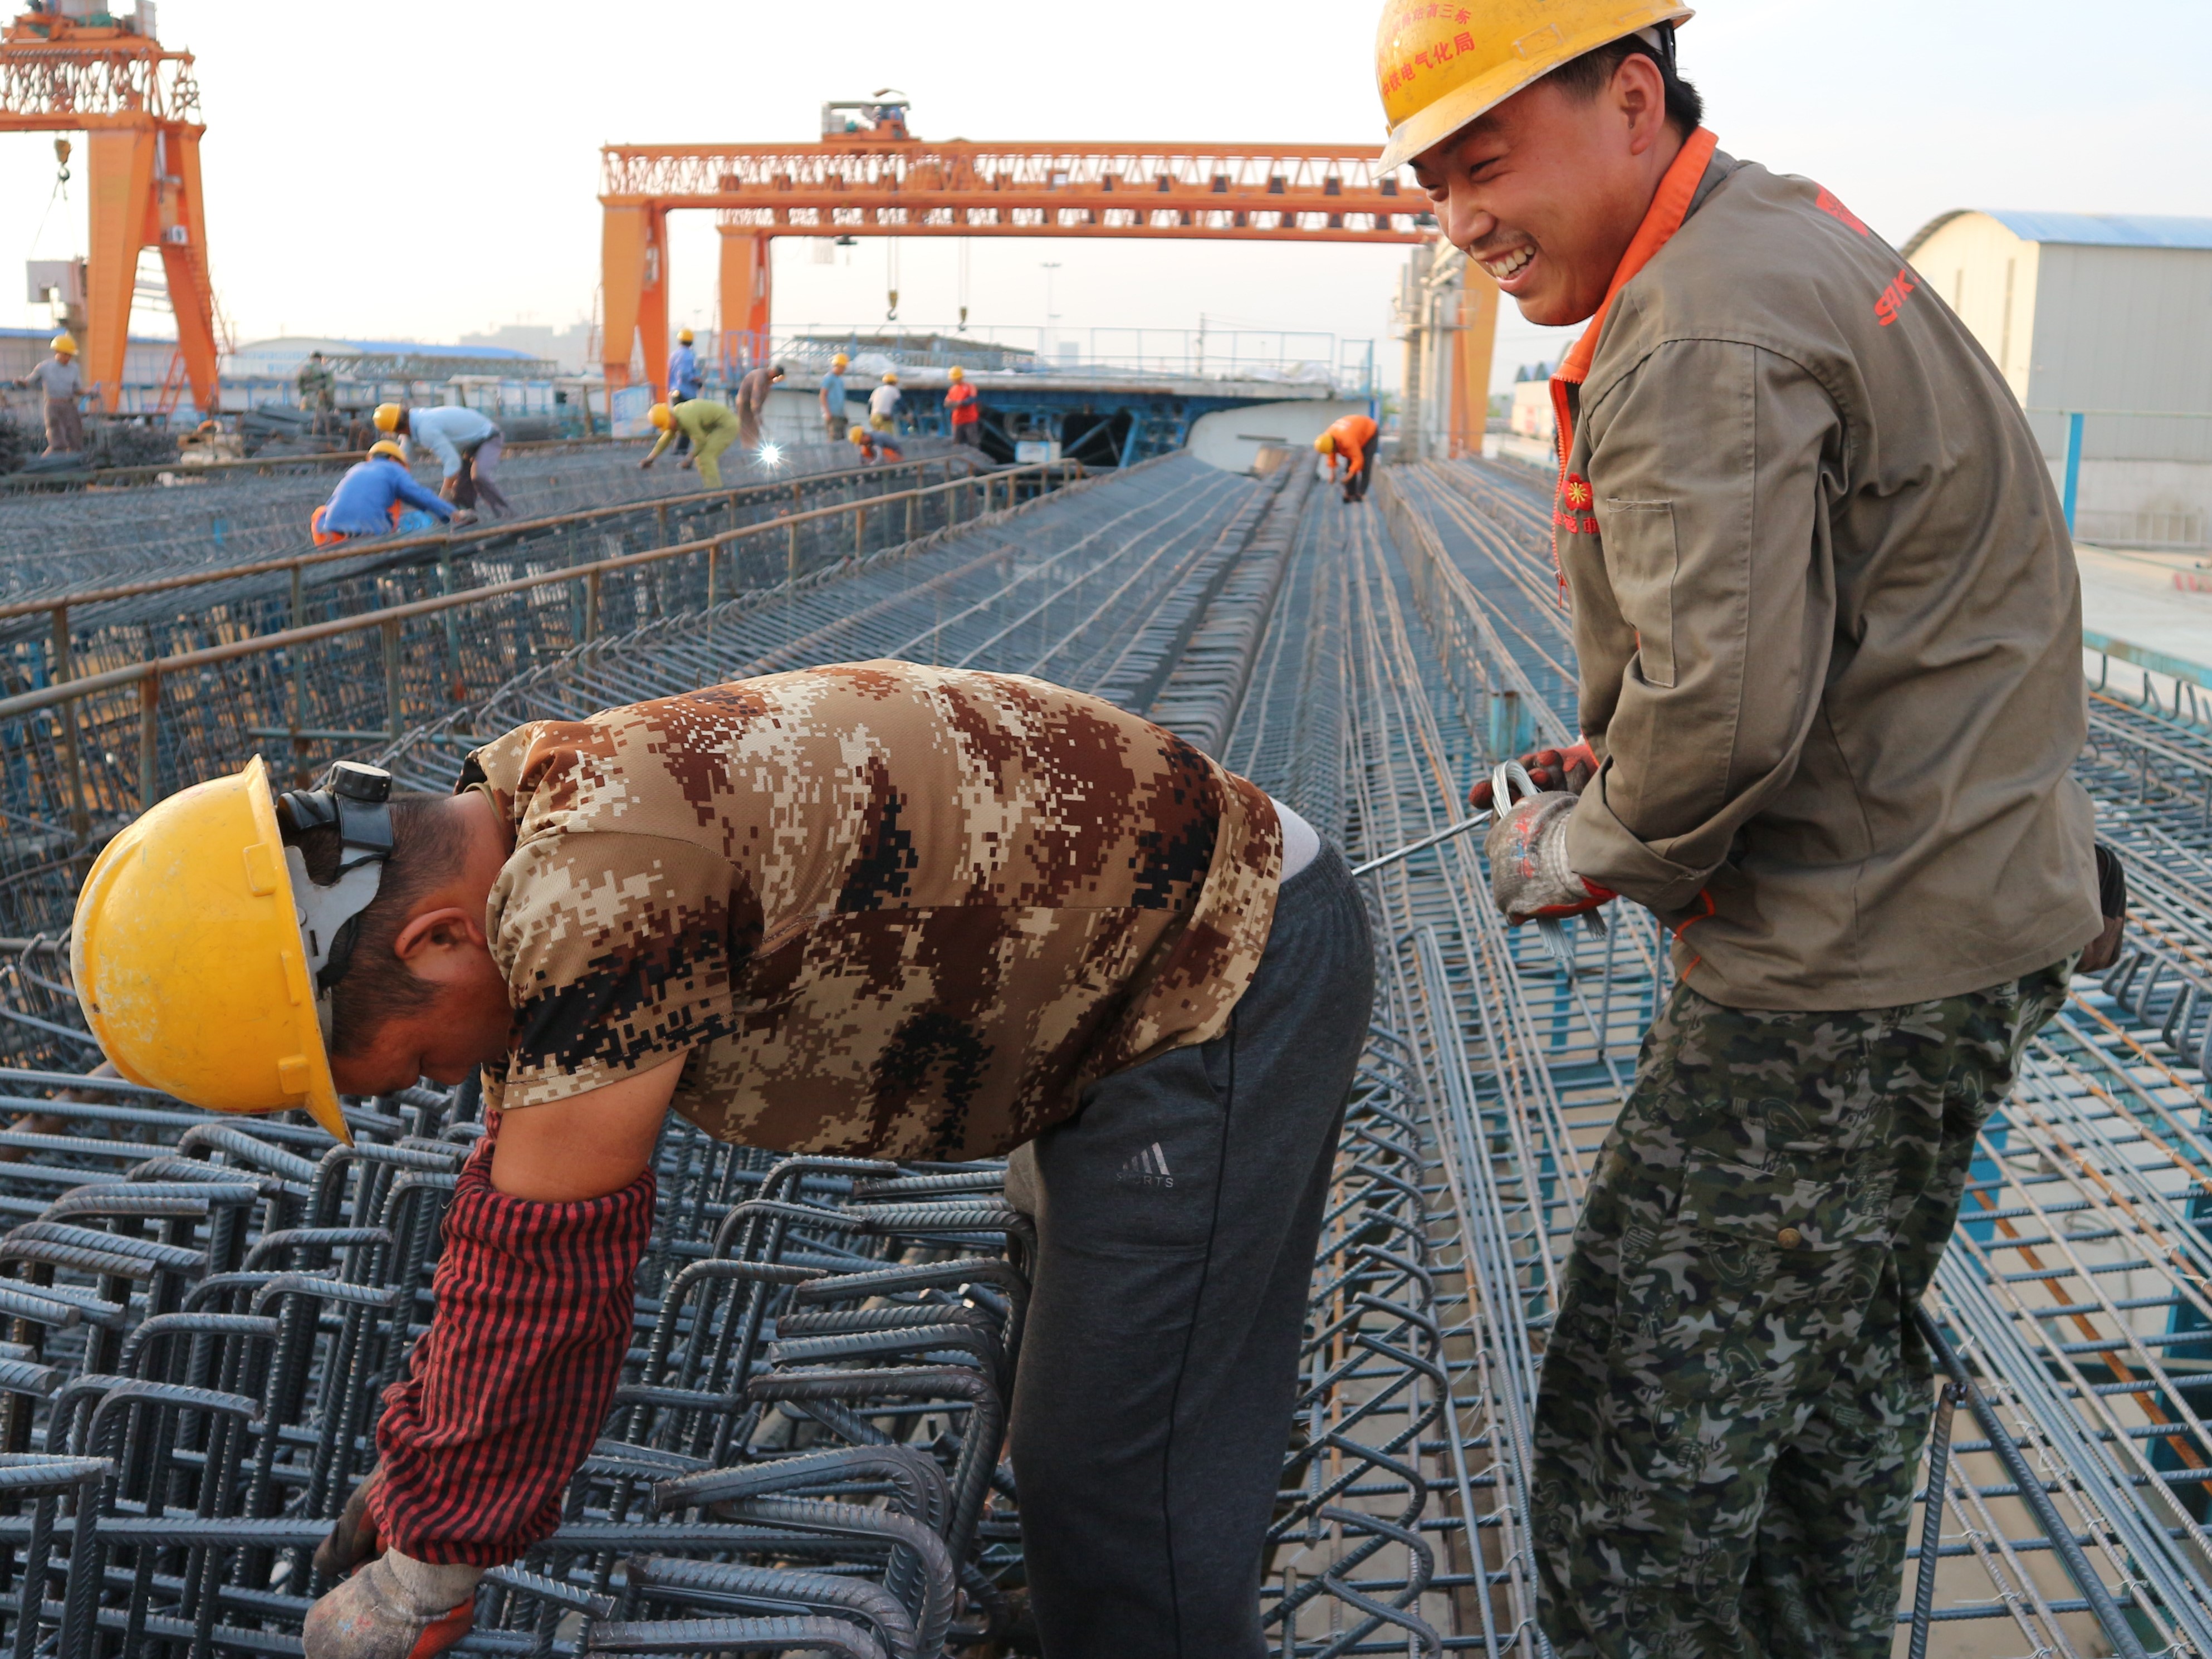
[13,331,84,457]
[819,351,852,442]
[667,327,704,459]
[1311,410,1379,503]
[640,398,738,487]
[1382,2,2109,1652]
[943,364,981,449]
[868,369,902,433]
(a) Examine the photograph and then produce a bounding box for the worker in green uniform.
[639,399,737,488]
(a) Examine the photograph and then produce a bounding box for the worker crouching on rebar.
[70,660,1372,1659]
[640,398,736,486]
[1312,410,1378,503]
[309,441,471,546]
[1390,5,2117,1653]
[374,403,513,518]
[848,421,902,465]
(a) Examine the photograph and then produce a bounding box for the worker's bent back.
[461,660,1281,1158]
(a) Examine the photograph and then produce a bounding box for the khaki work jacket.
[1554,134,2101,1011]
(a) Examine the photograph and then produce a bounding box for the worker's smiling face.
[1411,57,1680,329]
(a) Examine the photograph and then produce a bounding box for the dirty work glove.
[302,1551,481,1659]
[1469,740,1597,811]
[1484,791,1616,924]
[313,1472,384,1582]
[2081,842,2128,973]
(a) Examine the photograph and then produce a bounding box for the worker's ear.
[391,905,488,980]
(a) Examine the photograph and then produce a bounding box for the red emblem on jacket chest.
[1554,473,1599,535]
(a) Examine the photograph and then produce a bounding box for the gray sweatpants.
[1006,843,1374,1658]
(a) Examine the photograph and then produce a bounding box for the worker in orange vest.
[1313,411,1379,503]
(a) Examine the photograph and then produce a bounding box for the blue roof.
[1907,210,2212,255]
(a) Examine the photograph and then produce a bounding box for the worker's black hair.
[1548,28,1703,135]
[280,791,471,1057]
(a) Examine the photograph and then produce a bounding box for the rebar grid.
[0,442,906,606]
[0,444,2204,1657]
[0,458,1006,940]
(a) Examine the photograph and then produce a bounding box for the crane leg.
[85,128,158,414]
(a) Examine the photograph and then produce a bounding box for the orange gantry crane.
[1,6,220,413]
[600,97,1432,397]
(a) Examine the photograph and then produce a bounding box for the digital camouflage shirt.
[457,660,1283,1159]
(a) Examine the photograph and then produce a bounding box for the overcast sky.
[3,0,2206,394]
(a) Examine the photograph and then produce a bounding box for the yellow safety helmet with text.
[71,757,370,1145]
[50,332,77,356]
[649,403,675,430]
[1374,0,1691,172]
[373,403,403,433]
[678,327,696,345]
[368,440,406,463]
[832,353,850,370]
[948,366,966,382]
[1314,432,1337,453]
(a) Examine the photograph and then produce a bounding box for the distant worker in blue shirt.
[667,327,704,461]
[309,442,469,545]
[374,403,512,517]
[819,352,850,443]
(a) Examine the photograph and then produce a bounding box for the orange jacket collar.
[1548,125,1720,463]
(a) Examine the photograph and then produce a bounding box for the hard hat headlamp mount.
[274,761,394,1038]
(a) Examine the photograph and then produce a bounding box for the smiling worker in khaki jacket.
[1384,2,2110,1652]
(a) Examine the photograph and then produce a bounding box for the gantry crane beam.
[599,138,1428,394]
[1,13,221,414]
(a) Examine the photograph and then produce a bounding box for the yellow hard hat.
[948,365,966,381]
[649,403,674,430]
[832,353,850,370]
[848,424,869,443]
[373,403,402,433]
[72,757,354,1144]
[1375,1,1692,172]
[368,440,405,463]
[678,328,695,345]
[882,371,899,384]
[1314,432,1336,453]
[50,332,77,356]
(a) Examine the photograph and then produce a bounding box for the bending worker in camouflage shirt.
[1381,4,2122,1655]
[72,659,1371,1659]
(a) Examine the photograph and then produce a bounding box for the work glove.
[1469,740,1597,811]
[301,1551,481,1659]
[1484,790,1616,924]
[2081,842,2128,973]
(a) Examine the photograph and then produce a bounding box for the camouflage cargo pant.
[1531,960,2074,1658]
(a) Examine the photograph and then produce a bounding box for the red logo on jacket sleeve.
[1562,474,1593,511]
[1815,187,1870,236]
[1875,267,1919,327]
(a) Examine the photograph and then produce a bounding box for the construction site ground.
[0,450,2201,1655]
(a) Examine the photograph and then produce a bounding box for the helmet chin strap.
[273,761,395,1045]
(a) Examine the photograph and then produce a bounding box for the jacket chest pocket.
[1598,499,1678,688]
